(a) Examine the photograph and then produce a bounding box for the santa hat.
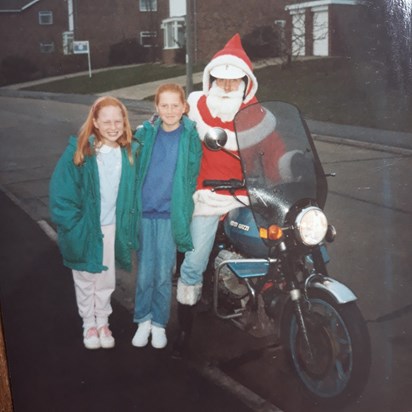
[203,33,258,104]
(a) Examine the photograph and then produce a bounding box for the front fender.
[307,276,357,304]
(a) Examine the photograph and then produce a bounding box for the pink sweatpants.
[72,224,116,330]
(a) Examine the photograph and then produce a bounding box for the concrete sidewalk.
[99,72,203,100]
[96,58,285,100]
[308,119,412,153]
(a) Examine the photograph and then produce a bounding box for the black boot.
[171,303,195,359]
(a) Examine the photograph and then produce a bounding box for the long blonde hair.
[74,96,133,165]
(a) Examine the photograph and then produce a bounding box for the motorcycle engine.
[214,249,277,338]
[214,249,248,299]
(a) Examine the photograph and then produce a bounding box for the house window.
[62,31,74,55]
[40,42,55,53]
[140,31,157,47]
[291,12,306,56]
[161,17,185,49]
[39,11,53,25]
[274,19,286,45]
[312,6,329,56]
[139,0,157,12]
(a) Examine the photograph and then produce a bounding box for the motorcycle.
[201,101,371,408]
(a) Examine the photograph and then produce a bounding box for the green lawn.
[24,58,412,132]
[254,58,412,133]
[24,64,193,94]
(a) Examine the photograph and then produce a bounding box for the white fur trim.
[193,190,249,216]
[236,108,277,149]
[210,64,245,79]
[176,279,202,305]
[203,55,258,104]
[187,91,239,151]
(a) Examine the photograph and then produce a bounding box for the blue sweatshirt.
[141,124,182,218]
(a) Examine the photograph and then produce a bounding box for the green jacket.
[134,115,202,252]
[49,136,140,273]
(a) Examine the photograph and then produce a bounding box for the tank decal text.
[229,220,250,232]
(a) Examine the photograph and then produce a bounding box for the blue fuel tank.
[223,207,269,258]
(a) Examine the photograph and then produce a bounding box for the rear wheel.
[282,290,371,407]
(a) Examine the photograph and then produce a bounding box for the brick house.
[0,0,74,81]
[284,0,362,57]
[0,0,292,84]
[161,0,289,65]
[0,0,362,85]
[0,0,169,83]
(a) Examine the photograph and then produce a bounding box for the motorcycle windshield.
[234,101,327,228]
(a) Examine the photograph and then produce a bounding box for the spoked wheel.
[282,290,371,407]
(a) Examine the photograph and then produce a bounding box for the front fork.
[278,241,315,363]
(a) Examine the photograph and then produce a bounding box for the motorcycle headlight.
[294,207,328,246]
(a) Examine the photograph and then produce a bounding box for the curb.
[193,362,284,412]
[0,88,154,113]
[313,133,412,156]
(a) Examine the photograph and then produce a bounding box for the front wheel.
[281,290,371,408]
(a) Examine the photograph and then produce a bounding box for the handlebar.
[203,179,245,191]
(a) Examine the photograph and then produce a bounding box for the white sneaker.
[83,327,101,350]
[98,325,115,349]
[151,326,167,349]
[132,320,151,347]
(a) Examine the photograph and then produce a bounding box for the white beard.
[206,81,245,122]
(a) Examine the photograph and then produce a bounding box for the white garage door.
[313,9,329,56]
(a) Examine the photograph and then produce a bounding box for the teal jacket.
[134,115,202,252]
[49,136,140,273]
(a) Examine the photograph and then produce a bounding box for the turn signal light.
[259,227,268,239]
[268,225,283,240]
[259,225,283,240]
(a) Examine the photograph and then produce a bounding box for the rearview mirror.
[204,127,228,151]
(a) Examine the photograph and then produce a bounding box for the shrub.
[109,39,149,66]
[242,26,281,60]
[174,47,186,64]
[1,55,38,85]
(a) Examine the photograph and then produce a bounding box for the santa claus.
[173,33,261,357]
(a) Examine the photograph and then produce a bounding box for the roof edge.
[286,0,358,11]
[0,0,40,13]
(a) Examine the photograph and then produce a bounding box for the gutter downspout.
[193,0,197,63]
[67,0,74,32]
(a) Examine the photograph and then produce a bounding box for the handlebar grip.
[203,180,227,187]
[203,179,245,189]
